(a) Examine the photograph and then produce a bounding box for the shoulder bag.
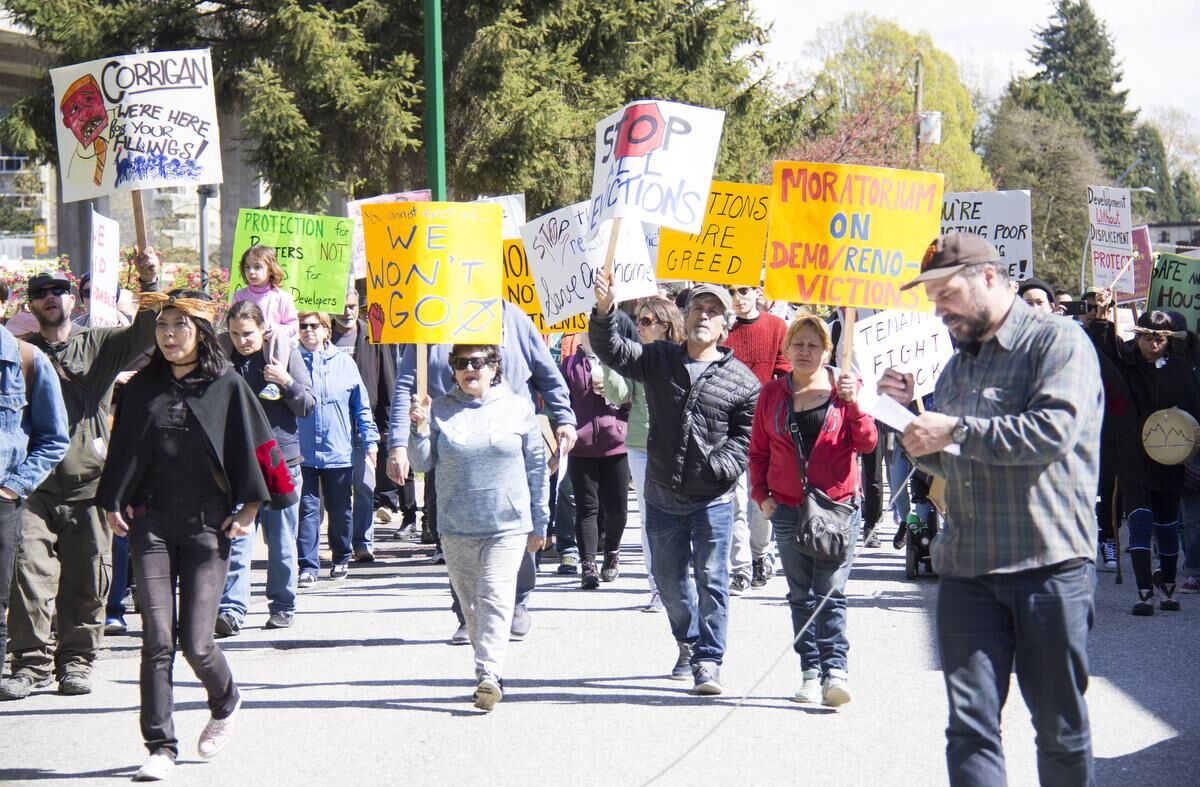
[787,405,858,563]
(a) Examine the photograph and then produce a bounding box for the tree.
[981,99,1106,288]
[1126,123,1178,222]
[801,14,993,191]
[1176,171,1200,222]
[1007,0,1138,177]
[1150,106,1200,182]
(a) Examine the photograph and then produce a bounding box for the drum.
[1141,407,1200,465]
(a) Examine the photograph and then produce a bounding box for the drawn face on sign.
[60,76,109,148]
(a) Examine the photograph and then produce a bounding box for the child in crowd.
[232,245,299,400]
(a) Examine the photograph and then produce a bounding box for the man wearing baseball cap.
[588,277,759,696]
[879,232,1104,784]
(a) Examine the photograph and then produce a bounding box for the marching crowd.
[1,231,1198,785]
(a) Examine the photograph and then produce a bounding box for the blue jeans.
[772,503,861,674]
[937,562,1095,787]
[643,498,733,666]
[298,465,354,573]
[107,534,130,619]
[552,470,578,555]
[221,464,301,622]
[352,441,378,552]
[1181,494,1200,577]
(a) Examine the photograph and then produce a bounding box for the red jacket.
[748,370,877,507]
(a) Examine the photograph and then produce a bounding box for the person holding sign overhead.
[877,232,1103,786]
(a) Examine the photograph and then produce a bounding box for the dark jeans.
[570,454,631,560]
[551,470,578,555]
[298,465,354,572]
[860,441,883,528]
[772,502,861,674]
[130,498,240,757]
[0,498,21,667]
[937,562,1095,787]
[107,534,131,619]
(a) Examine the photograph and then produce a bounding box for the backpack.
[16,339,36,401]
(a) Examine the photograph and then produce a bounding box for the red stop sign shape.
[614,103,665,159]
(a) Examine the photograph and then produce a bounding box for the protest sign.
[1147,253,1200,332]
[361,201,503,344]
[88,210,122,326]
[230,209,352,312]
[851,310,953,398]
[1116,225,1152,303]
[50,49,221,203]
[765,162,944,311]
[940,190,1032,281]
[657,181,769,286]
[348,190,431,279]
[589,100,725,235]
[1088,186,1134,291]
[503,239,589,334]
[520,200,656,326]
[476,194,527,239]
[644,223,661,272]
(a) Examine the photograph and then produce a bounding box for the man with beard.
[589,280,759,696]
[0,252,160,701]
[878,233,1103,786]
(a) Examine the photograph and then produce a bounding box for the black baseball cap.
[1017,277,1054,299]
[27,271,71,293]
[900,232,1002,291]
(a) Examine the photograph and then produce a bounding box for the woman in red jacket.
[748,313,877,708]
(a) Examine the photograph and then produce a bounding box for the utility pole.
[913,54,923,168]
[424,0,447,201]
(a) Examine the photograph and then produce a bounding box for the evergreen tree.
[1126,123,1177,223]
[1176,171,1200,222]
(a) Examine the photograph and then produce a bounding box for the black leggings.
[130,497,240,757]
[570,454,631,561]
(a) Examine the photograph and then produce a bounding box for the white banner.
[852,309,954,399]
[941,190,1033,281]
[51,49,222,203]
[520,200,656,326]
[89,209,122,327]
[347,189,431,278]
[475,194,527,239]
[588,100,725,235]
[1088,186,1134,290]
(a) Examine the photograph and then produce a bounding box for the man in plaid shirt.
[880,233,1103,787]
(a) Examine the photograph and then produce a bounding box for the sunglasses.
[298,322,324,330]
[450,356,493,371]
[31,285,70,299]
[636,316,659,327]
[728,287,756,296]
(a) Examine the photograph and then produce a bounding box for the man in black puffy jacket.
[590,276,759,696]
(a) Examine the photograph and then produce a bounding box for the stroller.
[900,469,940,579]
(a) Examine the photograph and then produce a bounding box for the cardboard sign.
[765,162,944,311]
[852,310,953,399]
[88,209,122,326]
[502,239,589,334]
[940,190,1033,281]
[1147,253,1200,332]
[520,200,656,326]
[1116,225,1152,303]
[51,49,221,203]
[657,181,769,286]
[589,100,725,235]
[1088,186,1134,290]
[361,201,503,344]
[348,190,431,279]
[476,194,527,239]
[230,209,352,312]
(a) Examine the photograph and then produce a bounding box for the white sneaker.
[792,669,821,703]
[821,669,851,707]
[642,591,664,612]
[473,677,502,712]
[133,751,175,781]
[375,508,393,524]
[197,695,242,758]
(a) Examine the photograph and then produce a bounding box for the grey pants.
[441,533,527,683]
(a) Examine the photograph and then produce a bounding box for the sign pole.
[420,0,447,400]
[840,308,857,371]
[602,217,624,280]
[131,190,147,252]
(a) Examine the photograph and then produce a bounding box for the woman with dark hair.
[1087,307,1200,614]
[98,291,296,780]
[409,343,548,712]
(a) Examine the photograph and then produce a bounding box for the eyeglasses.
[298,322,324,330]
[728,287,756,297]
[450,356,493,371]
[636,316,659,327]
[31,285,70,299]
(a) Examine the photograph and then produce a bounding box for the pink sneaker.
[1181,576,1200,594]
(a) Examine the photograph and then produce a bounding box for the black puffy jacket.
[589,310,760,498]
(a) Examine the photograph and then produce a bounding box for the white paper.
[556,437,570,491]
[857,385,960,456]
[88,209,122,327]
[940,190,1033,281]
[475,194,527,240]
[347,189,431,278]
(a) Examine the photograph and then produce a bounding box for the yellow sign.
[658,181,769,286]
[33,223,49,255]
[361,201,503,344]
[764,162,944,311]
[502,239,588,334]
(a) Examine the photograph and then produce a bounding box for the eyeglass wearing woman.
[409,344,549,712]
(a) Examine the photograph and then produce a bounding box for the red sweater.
[725,312,790,386]
[748,372,878,507]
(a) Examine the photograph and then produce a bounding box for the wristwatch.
[952,418,970,446]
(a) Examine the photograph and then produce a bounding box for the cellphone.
[1061,300,1089,316]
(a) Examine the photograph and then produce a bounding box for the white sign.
[940,190,1034,281]
[588,100,725,235]
[347,189,431,278]
[475,194,527,239]
[51,49,221,203]
[519,200,656,326]
[89,209,122,327]
[1087,185,1134,291]
[852,310,954,399]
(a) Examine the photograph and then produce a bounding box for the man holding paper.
[877,232,1103,786]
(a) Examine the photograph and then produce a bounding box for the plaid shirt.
[916,298,1103,577]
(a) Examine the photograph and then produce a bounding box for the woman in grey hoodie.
[409,344,548,711]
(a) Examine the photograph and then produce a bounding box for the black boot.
[1154,569,1181,611]
[1132,588,1155,616]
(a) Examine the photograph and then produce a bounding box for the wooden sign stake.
[416,343,428,400]
[601,216,624,280]
[840,308,857,371]
[131,190,148,251]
